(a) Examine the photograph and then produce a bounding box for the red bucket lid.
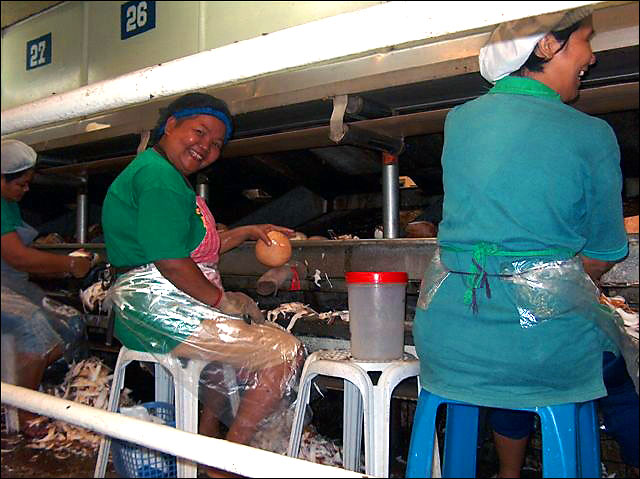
[345,272,408,284]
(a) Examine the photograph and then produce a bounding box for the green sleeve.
[1,198,22,236]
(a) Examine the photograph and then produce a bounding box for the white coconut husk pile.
[266,302,349,332]
[25,357,133,458]
[250,419,363,472]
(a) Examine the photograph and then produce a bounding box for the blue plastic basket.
[111,401,178,478]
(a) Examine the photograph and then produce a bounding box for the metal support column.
[76,176,88,244]
[382,152,399,238]
[196,173,209,204]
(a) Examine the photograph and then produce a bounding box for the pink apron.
[190,196,224,290]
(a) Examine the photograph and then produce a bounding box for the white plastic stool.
[94,346,240,478]
[288,349,432,477]
[1,335,20,434]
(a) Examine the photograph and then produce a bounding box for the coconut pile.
[249,409,363,472]
[266,302,349,332]
[599,294,639,340]
[79,281,109,313]
[253,424,363,471]
[24,357,133,458]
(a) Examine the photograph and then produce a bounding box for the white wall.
[1,1,383,110]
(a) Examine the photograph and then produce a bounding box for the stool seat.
[94,346,239,478]
[287,349,426,477]
[406,389,601,478]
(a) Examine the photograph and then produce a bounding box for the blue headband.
[158,107,233,143]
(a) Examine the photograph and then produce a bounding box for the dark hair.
[151,92,233,144]
[514,21,584,75]
[2,166,36,183]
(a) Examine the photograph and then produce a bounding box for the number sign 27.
[26,33,52,70]
[121,0,156,40]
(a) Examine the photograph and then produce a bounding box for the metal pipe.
[196,173,210,204]
[1,1,601,136]
[1,382,366,478]
[382,153,400,239]
[76,179,89,244]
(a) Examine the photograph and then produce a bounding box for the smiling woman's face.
[1,169,34,202]
[550,18,596,102]
[160,114,227,176]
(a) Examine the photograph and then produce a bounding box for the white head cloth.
[479,7,593,84]
[1,139,37,174]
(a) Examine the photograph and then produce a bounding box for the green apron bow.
[441,242,575,313]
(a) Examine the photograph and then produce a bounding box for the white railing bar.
[1,382,367,478]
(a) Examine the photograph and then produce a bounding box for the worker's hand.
[69,255,92,278]
[244,224,295,246]
[217,291,265,325]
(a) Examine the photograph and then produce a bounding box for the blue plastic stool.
[406,389,601,478]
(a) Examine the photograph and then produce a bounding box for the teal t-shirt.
[102,148,207,353]
[1,197,22,235]
[413,76,628,408]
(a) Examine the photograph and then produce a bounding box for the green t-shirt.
[102,148,207,353]
[102,148,206,267]
[1,197,22,236]
[413,76,628,408]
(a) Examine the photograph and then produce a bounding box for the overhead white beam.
[1,1,605,136]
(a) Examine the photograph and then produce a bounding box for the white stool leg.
[155,363,174,404]
[287,353,322,458]
[94,351,130,478]
[371,359,419,477]
[174,359,206,478]
[1,336,20,434]
[343,380,364,471]
[305,357,373,473]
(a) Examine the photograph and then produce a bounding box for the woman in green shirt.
[102,93,304,458]
[411,7,636,477]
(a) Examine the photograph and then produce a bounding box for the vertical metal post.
[76,176,88,244]
[382,152,399,238]
[196,173,209,204]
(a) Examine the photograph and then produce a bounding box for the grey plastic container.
[345,272,408,361]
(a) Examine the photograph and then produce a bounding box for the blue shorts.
[489,352,639,467]
[1,286,85,358]
[1,287,61,356]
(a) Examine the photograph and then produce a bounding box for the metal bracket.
[329,95,349,143]
[329,95,404,155]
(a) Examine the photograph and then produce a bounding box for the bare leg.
[226,348,304,445]
[14,344,64,427]
[493,431,529,478]
[225,364,289,445]
[199,365,228,438]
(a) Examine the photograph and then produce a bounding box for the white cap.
[1,139,37,174]
[479,7,593,84]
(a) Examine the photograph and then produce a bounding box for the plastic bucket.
[345,272,408,361]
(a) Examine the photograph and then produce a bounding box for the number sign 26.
[121,0,156,40]
[26,33,52,70]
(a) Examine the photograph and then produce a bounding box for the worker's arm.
[580,255,620,282]
[1,231,90,278]
[154,257,223,307]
